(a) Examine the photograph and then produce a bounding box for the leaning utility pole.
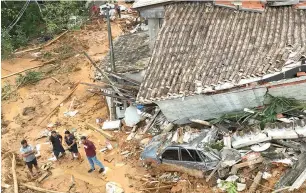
[106,6,115,72]
[106,6,116,120]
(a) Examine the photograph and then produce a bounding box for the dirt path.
[1,18,146,193]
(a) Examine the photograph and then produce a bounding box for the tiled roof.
[133,0,174,8]
[137,3,306,103]
[99,32,151,74]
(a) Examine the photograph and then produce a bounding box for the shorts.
[26,158,37,169]
[53,147,65,158]
[68,145,79,154]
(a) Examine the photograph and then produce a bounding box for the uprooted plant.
[16,71,43,87]
[1,82,16,101]
[211,93,306,129]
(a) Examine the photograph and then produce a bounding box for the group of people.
[20,130,105,177]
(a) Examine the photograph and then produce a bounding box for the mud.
[1,15,145,193]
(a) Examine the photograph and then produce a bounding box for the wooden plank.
[142,110,161,134]
[38,82,79,126]
[19,183,67,193]
[1,59,55,79]
[15,31,68,55]
[86,123,115,141]
[12,154,18,193]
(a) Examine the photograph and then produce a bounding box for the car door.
[160,147,181,165]
[198,151,220,171]
[179,148,207,171]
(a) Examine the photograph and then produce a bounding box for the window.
[181,149,202,162]
[162,149,179,160]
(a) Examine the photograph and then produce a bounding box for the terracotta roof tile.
[137,3,306,103]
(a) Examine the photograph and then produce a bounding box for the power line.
[6,0,31,33]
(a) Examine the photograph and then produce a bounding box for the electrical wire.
[6,0,31,33]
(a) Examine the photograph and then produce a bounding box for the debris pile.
[127,94,306,192]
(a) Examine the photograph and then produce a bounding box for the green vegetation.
[211,93,306,129]
[1,1,87,59]
[221,181,238,193]
[16,71,43,87]
[1,82,15,100]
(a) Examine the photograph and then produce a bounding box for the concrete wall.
[155,77,306,124]
[148,18,163,47]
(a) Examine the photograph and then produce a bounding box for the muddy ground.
[2,9,305,193]
[1,16,151,193]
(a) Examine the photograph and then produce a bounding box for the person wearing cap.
[20,139,40,177]
[64,130,81,160]
[80,136,105,173]
[49,131,66,160]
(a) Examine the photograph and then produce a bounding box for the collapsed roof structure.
[133,0,306,123]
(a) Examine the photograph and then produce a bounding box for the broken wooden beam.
[87,89,135,101]
[248,171,263,193]
[15,31,68,55]
[142,110,161,134]
[38,82,79,126]
[1,59,55,79]
[37,172,50,183]
[231,157,264,175]
[86,123,115,141]
[189,119,211,126]
[83,52,124,97]
[12,154,18,193]
[106,71,140,86]
[19,183,67,193]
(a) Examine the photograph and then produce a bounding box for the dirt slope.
[1,18,146,193]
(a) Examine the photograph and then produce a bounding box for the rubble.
[102,120,121,130]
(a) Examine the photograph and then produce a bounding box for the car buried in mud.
[140,130,222,177]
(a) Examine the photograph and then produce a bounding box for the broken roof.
[100,31,151,74]
[137,3,306,103]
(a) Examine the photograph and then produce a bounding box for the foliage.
[42,1,87,34]
[16,71,43,87]
[1,82,15,100]
[221,181,238,193]
[211,93,305,129]
[1,1,87,58]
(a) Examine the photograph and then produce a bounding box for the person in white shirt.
[20,139,40,177]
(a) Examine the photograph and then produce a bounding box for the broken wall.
[156,77,306,124]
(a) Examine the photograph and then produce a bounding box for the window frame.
[179,147,204,162]
[161,147,180,161]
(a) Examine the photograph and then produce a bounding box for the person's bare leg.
[28,167,34,177]
[71,152,74,160]
[34,165,40,174]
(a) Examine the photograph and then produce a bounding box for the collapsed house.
[133,0,306,124]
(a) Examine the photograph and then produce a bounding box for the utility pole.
[106,6,115,72]
[106,6,116,120]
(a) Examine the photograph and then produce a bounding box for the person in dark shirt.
[81,136,105,173]
[64,130,81,160]
[49,131,66,160]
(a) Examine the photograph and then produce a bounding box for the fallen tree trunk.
[86,123,115,141]
[20,183,67,193]
[1,59,55,79]
[38,82,79,126]
[15,31,68,55]
[12,154,18,193]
